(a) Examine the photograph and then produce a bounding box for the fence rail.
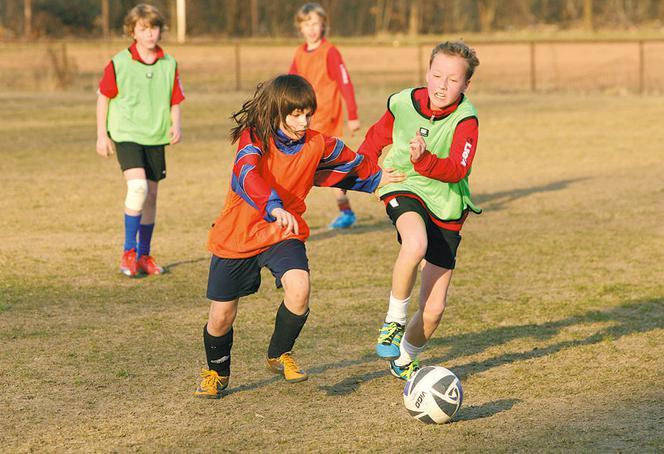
[1,39,663,94]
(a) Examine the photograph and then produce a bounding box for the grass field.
[1,86,663,453]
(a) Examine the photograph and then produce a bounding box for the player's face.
[281,108,312,140]
[132,20,161,50]
[299,14,324,45]
[426,54,470,110]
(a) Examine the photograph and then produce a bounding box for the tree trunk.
[101,0,110,39]
[583,0,593,31]
[408,0,420,37]
[477,0,496,33]
[176,0,186,43]
[250,0,258,36]
[23,0,31,39]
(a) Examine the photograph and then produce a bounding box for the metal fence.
[1,39,663,94]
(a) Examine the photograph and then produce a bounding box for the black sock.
[203,324,233,376]
[267,301,309,359]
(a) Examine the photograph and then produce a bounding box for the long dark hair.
[230,74,317,149]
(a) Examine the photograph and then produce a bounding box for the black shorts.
[114,141,167,181]
[385,196,462,270]
[206,239,310,301]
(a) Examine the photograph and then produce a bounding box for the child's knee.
[125,179,148,211]
[282,270,310,303]
[400,236,427,262]
[422,301,446,324]
[208,304,236,333]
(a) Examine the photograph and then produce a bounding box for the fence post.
[235,42,241,91]
[530,41,536,92]
[638,40,644,95]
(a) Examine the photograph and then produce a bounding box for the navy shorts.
[114,141,167,181]
[385,196,462,270]
[206,239,310,301]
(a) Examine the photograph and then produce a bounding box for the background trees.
[2,0,664,39]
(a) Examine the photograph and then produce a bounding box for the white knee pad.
[124,179,148,211]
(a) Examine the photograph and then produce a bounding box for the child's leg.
[267,269,310,358]
[259,240,310,382]
[122,168,147,251]
[137,180,158,258]
[329,188,356,229]
[388,212,428,322]
[204,299,239,377]
[395,262,453,366]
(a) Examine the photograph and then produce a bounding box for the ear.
[463,78,471,92]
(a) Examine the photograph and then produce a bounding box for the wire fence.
[1,39,664,94]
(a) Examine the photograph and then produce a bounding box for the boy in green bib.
[360,41,481,380]
[96,4,184,277]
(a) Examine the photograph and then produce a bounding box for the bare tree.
[584,0,593,30]
[250,0,258,36]
[408,0,421,37]
[23,0,31,39]
[101,0,110,39]
[477,0,497,33]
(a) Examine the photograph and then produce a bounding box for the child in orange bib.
[289,3,361,229]
[194,74,404,398]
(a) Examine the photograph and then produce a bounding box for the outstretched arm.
[314,135,404,193]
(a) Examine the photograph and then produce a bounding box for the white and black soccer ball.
[403,366,463,424]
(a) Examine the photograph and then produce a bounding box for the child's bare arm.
[170,103,182,145]
[95,94,114,158]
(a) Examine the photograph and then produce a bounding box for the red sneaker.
[137,255,164,275]
[120,248,138,277]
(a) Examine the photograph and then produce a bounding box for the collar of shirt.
[128,42,165,63]
[413,87,464,120]
[274,129,306,154]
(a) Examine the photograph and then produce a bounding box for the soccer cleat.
[120,248,138,277]
[375,321,405,360]
[267,352,308,383]
[137,255,164,275]
[329,210,356,229]
[390,359,420,381]
[194,369,229,399]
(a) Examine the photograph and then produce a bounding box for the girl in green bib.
[95,4,184,277]
[360,41,481,380]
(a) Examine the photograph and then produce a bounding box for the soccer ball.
[403,366,463,424]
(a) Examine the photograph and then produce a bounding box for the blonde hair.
[294,3,328,36]
[430,41,480,81]
[123,3,166,38]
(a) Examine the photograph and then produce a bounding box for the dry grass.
[0,84,663,453]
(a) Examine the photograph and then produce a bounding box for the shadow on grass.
[163,256,209,272]
[314,297,663,396]
[474,177,589,211]
[307,218,392,242]
[454,398,520,422]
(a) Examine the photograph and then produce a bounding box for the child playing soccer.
[289,2,361,229]
[194,74,403,398]
[95,3,184,277]
[360,41,481,380]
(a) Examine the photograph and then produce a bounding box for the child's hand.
[377,168,406,189]
[96,135,114,158]
[271,207,299,235]
[170,125,181,145]
[347,119,361,137]
[409,130,427,162]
